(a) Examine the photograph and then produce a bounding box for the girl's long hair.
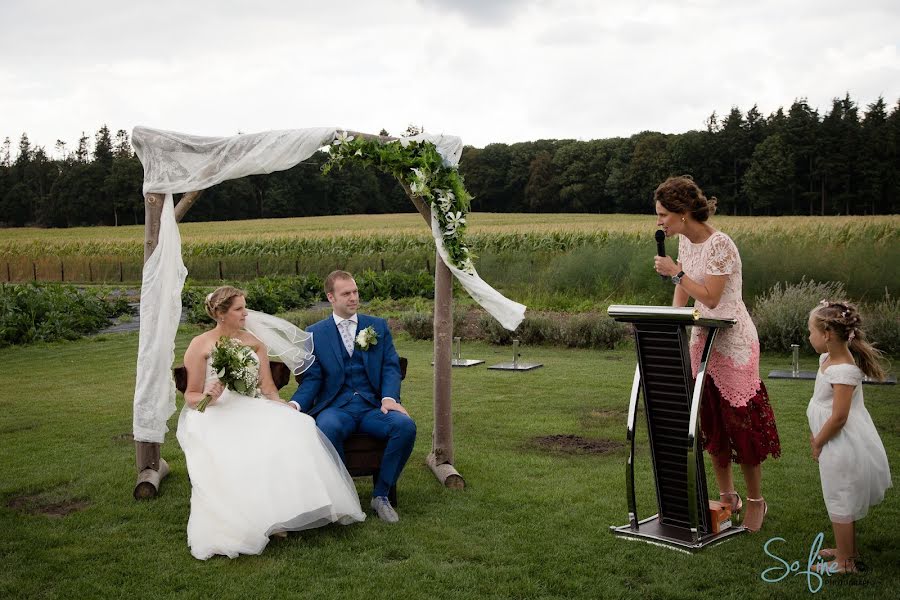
[810,301,886,381]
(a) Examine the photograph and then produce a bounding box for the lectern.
[607,305,745,551]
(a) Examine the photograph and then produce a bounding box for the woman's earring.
[681,216,686,223]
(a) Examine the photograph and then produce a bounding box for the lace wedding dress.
[176,349,365,560]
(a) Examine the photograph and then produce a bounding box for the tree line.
[1,94,897,228]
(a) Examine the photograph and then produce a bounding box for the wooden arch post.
[133,191,202,499]
[401,186,465,489]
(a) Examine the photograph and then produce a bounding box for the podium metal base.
[610,514,746,553]
[488,362,543,371]
[769,370,896,384]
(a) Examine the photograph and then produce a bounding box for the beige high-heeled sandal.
[719,491,743,514]
[744,497,767,532]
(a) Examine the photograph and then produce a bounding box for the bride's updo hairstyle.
[205,285,246,321]
[654,175,718,222]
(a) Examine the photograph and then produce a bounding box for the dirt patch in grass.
[530,434,623,455]
[7,493,90,517]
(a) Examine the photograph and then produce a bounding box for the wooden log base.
[426,452,465,489]
[133,458,170,500]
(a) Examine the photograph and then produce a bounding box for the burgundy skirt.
[700,378,781,468]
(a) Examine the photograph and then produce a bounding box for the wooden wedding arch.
[133,129,475,499]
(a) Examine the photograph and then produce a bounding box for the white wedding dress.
[176,350,365,560]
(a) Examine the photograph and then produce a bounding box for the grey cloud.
[417,0,527,26]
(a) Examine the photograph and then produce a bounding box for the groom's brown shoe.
[371,496,399,523]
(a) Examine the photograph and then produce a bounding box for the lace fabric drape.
[132,195,187,443]
[131,126,524,442]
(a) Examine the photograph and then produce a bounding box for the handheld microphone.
[655,230,668,280]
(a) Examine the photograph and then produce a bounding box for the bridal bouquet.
[196,337,261,412]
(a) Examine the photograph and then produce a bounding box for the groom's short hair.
[324,270,354,294]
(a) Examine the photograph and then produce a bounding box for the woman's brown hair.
[653,175,718,222]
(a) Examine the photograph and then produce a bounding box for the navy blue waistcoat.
[334,347,379,409]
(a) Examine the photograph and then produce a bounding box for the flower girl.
[806,300,891,574]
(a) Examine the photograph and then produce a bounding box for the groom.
[289,270,416,523]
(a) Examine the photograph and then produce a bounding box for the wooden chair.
[172,357,406,506]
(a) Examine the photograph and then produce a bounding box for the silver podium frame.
[607,305,746,552]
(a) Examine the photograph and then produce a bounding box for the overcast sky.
[1,0,898,155]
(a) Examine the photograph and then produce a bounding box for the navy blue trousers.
[315,396,416,498]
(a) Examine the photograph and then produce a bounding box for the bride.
[177,285,365,560]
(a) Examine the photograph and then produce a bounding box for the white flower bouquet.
[196,337,261,412]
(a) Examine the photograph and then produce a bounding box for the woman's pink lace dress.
[678,231,780,466]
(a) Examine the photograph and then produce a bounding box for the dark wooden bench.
[173,357,406,506]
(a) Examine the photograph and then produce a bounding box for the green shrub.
[397,306,468,341]
[0,283,125,347]
[399,312,433,340]
[181,285,214,324]
[752,279,846,353]
[514,314,558,346]
[479,313,515,345]
[862,291,900,355]
[558,312,629,349]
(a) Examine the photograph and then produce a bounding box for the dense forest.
[1,94,897,228]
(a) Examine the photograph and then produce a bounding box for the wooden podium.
[607,305,746,551]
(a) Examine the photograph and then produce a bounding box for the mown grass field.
[1,330,897,599]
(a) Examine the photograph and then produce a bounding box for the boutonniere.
[355,325,378,351]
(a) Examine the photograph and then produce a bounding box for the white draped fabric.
[132,195,187,443]
[131,126,525,443]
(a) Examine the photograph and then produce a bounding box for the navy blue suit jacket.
[290,314,402,416]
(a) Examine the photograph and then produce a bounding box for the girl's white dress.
[806,354,891,523]
[176,351,365,560]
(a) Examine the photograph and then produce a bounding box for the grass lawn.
[1,331,897,599]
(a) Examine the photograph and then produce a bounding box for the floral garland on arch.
[323,131,475,274]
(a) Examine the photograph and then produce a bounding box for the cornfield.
[1,214,897,306]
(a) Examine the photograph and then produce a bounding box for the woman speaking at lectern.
[652,175,780,533]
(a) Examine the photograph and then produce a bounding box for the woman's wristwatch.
[671,271,685,285]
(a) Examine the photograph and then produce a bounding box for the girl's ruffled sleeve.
[824,364,864,387]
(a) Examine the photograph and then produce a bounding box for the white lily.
[410,180,426,195]
[333,131,354,146]
[445,211,466,230]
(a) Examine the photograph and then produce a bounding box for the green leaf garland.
[324,133,475,273]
